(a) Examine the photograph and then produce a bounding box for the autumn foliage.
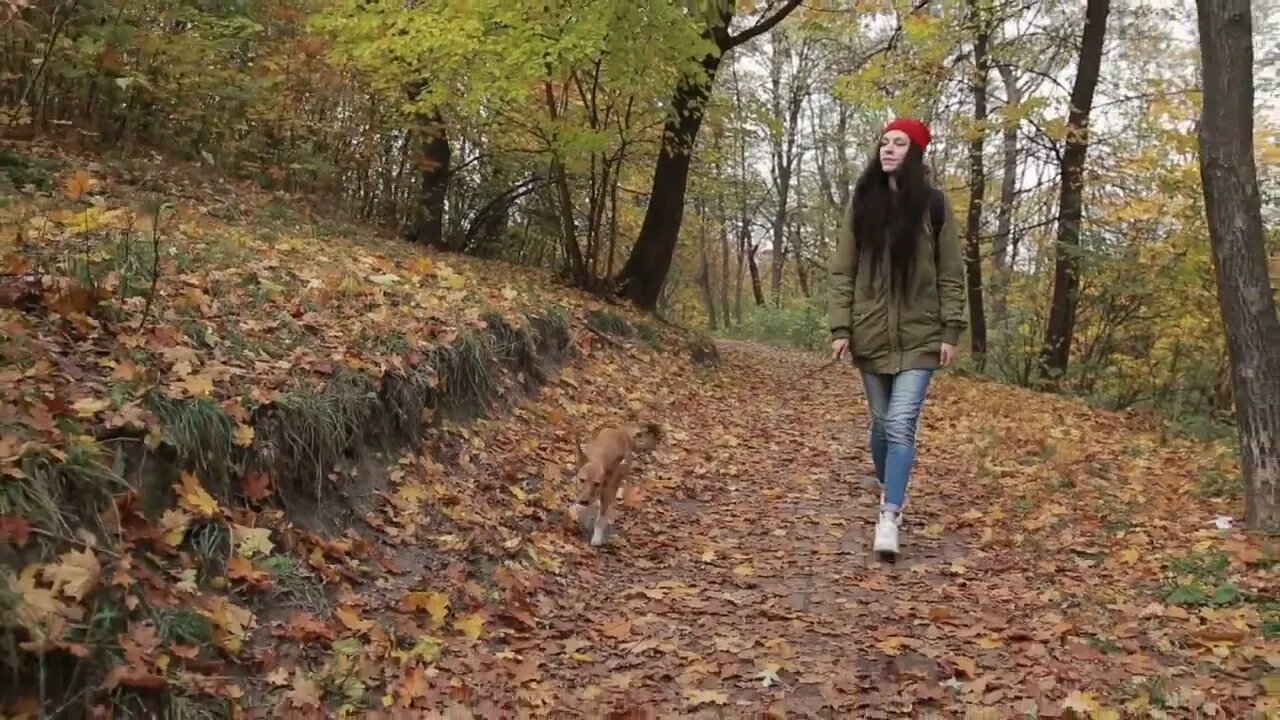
[1,0,1278,716]
[0,150,1272,717]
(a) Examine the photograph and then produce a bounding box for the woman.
[826,117,967,560]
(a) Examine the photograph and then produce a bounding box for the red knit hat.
[883,118,932,151]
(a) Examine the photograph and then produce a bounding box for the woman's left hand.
[940,342,957,367]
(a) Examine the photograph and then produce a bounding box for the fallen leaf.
[232,525,273,557]
[240,471,272,502]
[179,373,216,398]
[64,170,95,201]
[335,606,374,634]
[685,689,729,708]
[288,672,322,708]
[175,472,219,518]
[453,613,484,640]
[1062,689,1100,714]
[266,667,290,687]
[42,548,101,601]
[232,423,255,447]
[600,617,632,640]
[0,515,32,547]
[226,557,269,585]
[400,591,449,627]
[72,397,111,417]
[159,509,192,547]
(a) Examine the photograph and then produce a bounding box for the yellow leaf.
[8,566,70,632]
[179,373,215,399]
[409,257,436,276]
[391,635,442,664]
[175,472,219,518]
[1062,690,1100,713]
[159,509,193,547]
[441,270,466,289]
[72,397,111,418]
[335,607,374,634]
[877,636,907,656]
[232,423,255,447]
[732,564,755,577]
[685,689,729,708]
[42,549,101,601]
[232,525,273,558]
[453,613,484,640]
[1119,548,1140,564]
[401,591,449,628]
[977,634,1003,649]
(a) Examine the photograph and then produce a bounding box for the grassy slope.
[0,143,693,715]
[0,144,1275,718]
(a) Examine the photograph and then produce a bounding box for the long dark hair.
[850,142,932,296]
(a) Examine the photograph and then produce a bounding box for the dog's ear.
[576,442,587,465]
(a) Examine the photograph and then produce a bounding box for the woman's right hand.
[831,338,850,361]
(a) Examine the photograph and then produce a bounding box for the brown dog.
[571,422,661,546]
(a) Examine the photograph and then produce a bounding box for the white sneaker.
[873,510,901,558]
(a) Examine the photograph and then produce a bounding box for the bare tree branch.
[726,0,804,49]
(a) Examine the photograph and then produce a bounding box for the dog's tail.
[634,422,662,449]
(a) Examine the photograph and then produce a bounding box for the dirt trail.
[532,341,982,716]
[352,339,1268,718]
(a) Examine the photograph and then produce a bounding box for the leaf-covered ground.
[1,151,1277,718]
[326,342,1275,718]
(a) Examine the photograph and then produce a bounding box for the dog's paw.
[590,525,606,547]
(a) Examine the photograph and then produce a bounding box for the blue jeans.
[860,369,933,512]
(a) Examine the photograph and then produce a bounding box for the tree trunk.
[543,80,587,285]
[410,109,450,247]
[697,198,719,330]
[963,0,990,366]
[614,0,803,310]
[1038,0,1110,384]
[719,193,732,329]
[614,51,722,309]
[991,64,1021,327]
[735,214,747,322]
[1196,0,1280,530]
[747,242,766,306]
[792,222,810,298]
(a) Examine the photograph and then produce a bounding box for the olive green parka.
[826,190,967,374]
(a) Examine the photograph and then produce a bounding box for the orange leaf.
[64,170,94,201]
[600,617,632,640]
[240,471,273,502]
[227,557,269,585]
[335,606,374,634]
